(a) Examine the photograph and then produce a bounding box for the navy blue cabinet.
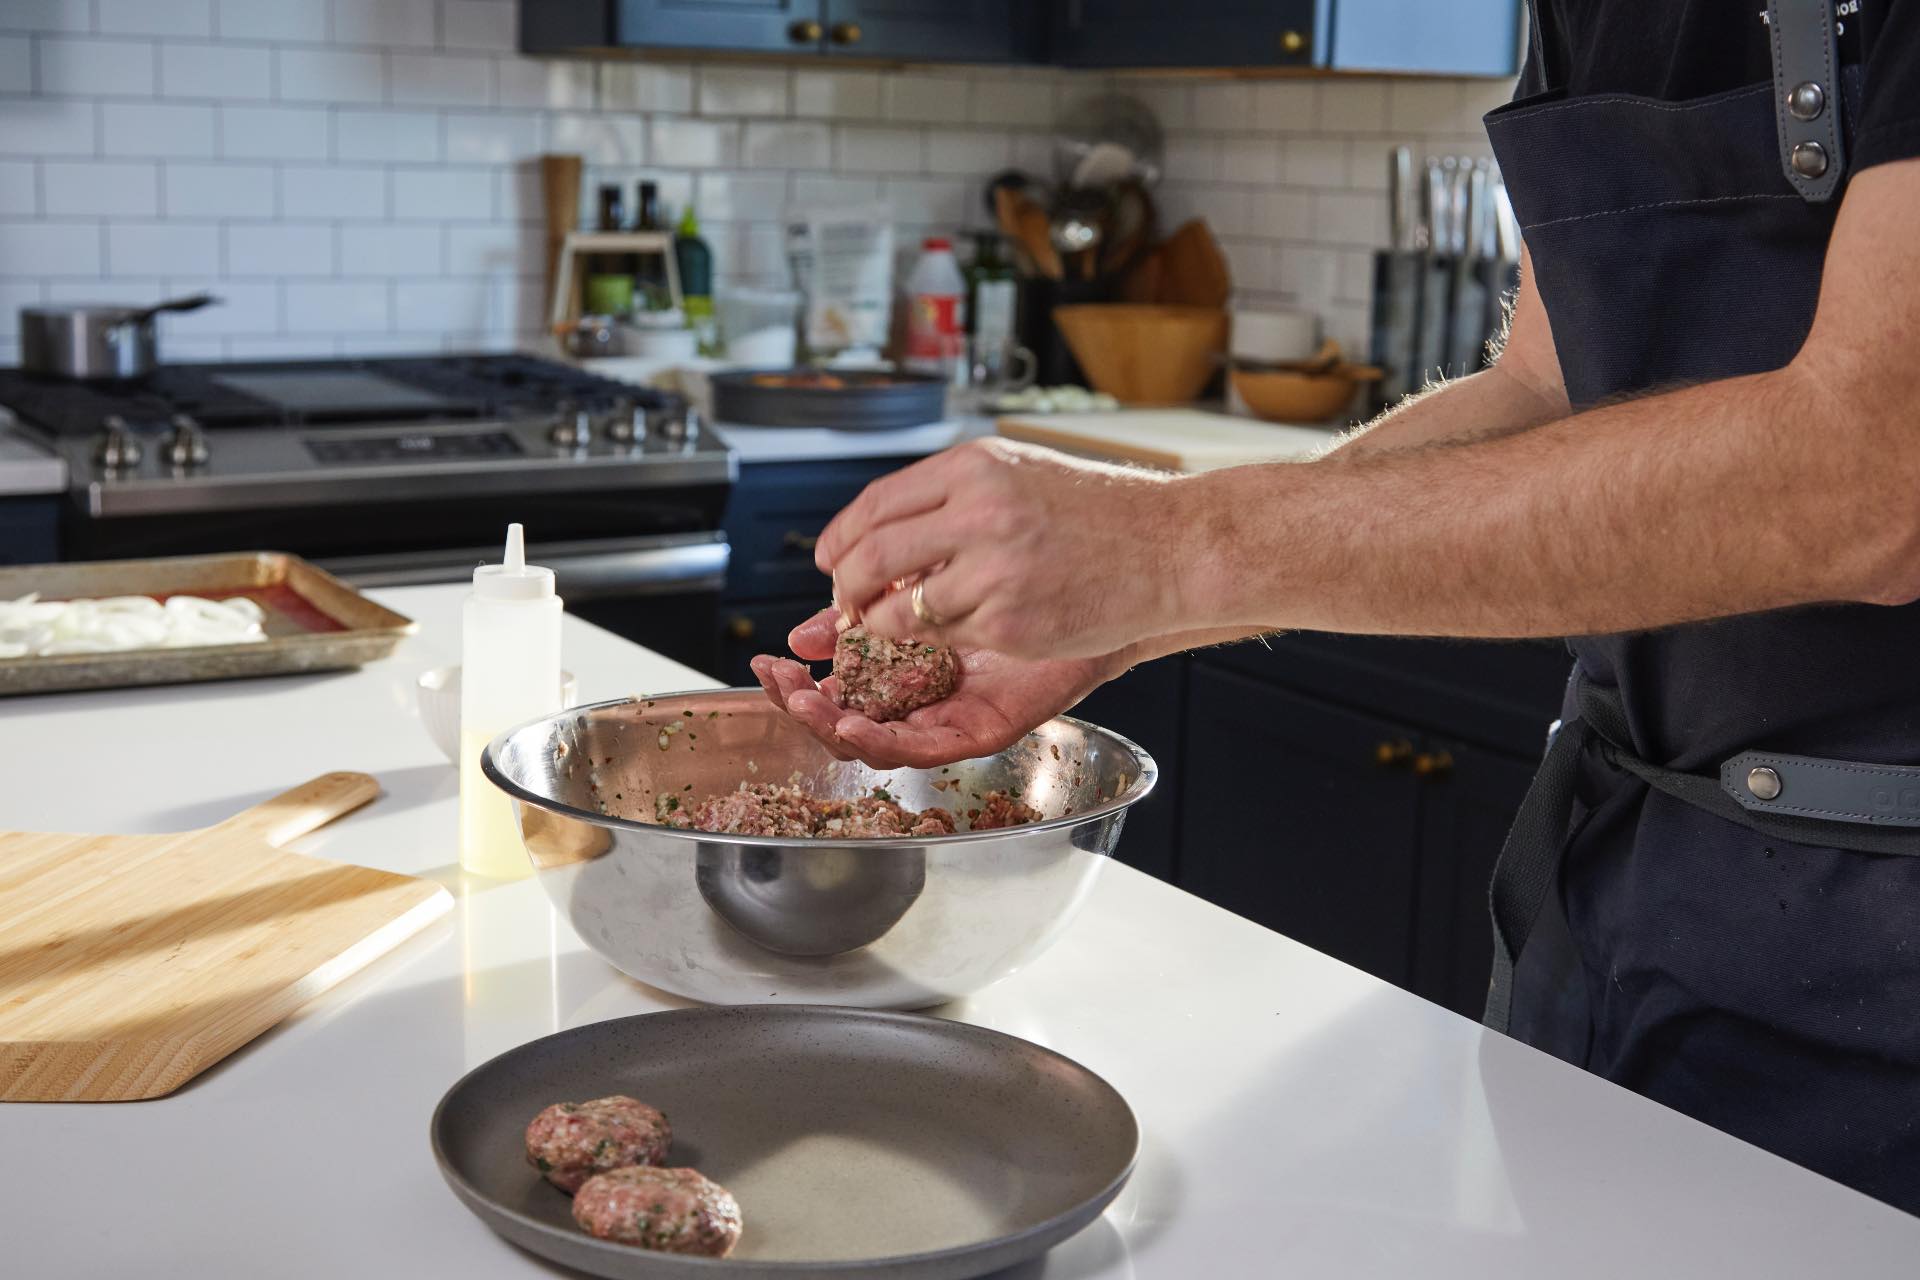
[525,0,1027,62]
[1068,655,1184,883]
[0,498,59,565]
[1052,0,1521,75]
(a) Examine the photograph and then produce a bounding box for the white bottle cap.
[473,523,555,602]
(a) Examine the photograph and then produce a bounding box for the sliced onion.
[0,593,269,659]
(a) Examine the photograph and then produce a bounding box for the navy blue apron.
[1482,0,1920,1212]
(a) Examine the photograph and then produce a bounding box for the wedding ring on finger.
[910,579,946,629]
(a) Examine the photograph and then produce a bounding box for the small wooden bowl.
[1055,304,1228,405]
[1232,365,1380,424]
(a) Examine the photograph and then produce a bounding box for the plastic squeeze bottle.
[459,524,562,878]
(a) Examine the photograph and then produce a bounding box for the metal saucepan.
[19,293,219,380]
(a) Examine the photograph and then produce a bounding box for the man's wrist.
[1159,468,1246,633]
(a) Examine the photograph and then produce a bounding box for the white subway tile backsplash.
[1277,244,1340,300]
[37,37,157,97]
[277,48,385,103]
[0,98,96,154]
[388,53,494,107]
[104,101,216,157]
[0,2,91,35]
[0,282,45,331]
[227,222,334,275]
[1319,79,1390,133]
[331,0,435,49]
[790,174,883,208]
[699,66,789,118]
[46,276,163,303]
[884,75,964,125]
[156,278,276,335]
[1311,191,1388,246]
[883,176,968,227]
[227,332,337,357]
[495,162,541,223]
[0,160,37,214]
[835,125,920,174]
[284,279,390,332]
[279,164,386,219]
[1220,137,1282,185]
[649,117,736,169]
[546,113,645,166]
[1162,134,1217,183]
[968,77,1051,127]
[220,104,329,158]
[1252,81,1318,128]
[742,120,829,170]
[1258,188,1314,232]
[394,166,492,219]
[444,222,537,275]
[926,130,1007,176]
[216,0,326,43]
[162,161,275,216]
[1388,81,1461,134]
[0,36,28,92]
[97,0,211,38]
[441,2,514,53]
[1191,83,1254,133]
[498,58,596,110]
[693,171,784,221]
[0,223,101,277]
[394,276,495,331]
[597,62,690,112]
[333,108,441,162]
[43,160,159,215]
[161,42,272,100]
[444,110,539,164]
[107,221,220,275]
[1282,139,1347,188]
[793,69,881,119]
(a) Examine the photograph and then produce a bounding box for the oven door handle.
[326,539,729,601]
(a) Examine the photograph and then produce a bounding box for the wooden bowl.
[1232,365,1378,424]
[1055,304,1228,405]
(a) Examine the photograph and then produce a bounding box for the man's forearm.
[1169,355,1919,639]
[1324,362,1567,462]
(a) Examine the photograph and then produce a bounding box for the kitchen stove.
[0,353,739,674]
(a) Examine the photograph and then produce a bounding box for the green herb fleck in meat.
[594,1138,612,1158]
[664,795,679,811]
[535,1157,552,1172]
[872,786,891,801]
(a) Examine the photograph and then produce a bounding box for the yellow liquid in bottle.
[459,726,532,879]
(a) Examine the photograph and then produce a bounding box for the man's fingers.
[815,450,959,572]
[859,561,988,646]
[787,607,841,661]
[831,717,981,770]
[831,513,967,619]
[784,687,858,761]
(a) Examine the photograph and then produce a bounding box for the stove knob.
[94,415,143,470]
[165,414,210,468]
[548,402,592,449]
[603,398,643,445]
[649,404,700,444]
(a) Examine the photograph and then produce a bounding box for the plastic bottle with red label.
[903,236,967,382]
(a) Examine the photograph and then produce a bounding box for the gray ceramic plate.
[430,1006,1138,1279]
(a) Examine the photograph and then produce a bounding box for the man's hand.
[815,438,1188,661]
[749,607,1121,768]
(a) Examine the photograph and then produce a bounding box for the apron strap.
[1486,673,1920,1033]
[1768,0,1848,202]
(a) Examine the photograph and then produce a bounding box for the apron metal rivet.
[1748,766,1783,801]
[1787,81,1825,121]
[1790,141,1829,178]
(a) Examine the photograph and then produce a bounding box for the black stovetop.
[0,353,668,437]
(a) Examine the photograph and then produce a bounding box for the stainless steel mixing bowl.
[483,689,1157,1009]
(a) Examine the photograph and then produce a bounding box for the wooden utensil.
[0,772,451,1102]
[540,153,583,311]
[994,185,1063,280]
[1154,219,1233,309]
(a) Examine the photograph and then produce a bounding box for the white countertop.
[0,423,65,496]
[714,416,988,466]
[4,584,1918,1278]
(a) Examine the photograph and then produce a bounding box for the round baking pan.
[430,1005,1137,1279]
[710,369,947,430]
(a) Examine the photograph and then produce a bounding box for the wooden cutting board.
[997,409,1336,473]
[0,772,451,1102]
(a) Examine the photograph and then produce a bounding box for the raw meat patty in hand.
[525,1096,672,1194]
[572,1165,744,1256]
[832,625,958,722]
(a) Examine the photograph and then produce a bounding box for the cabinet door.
[1411,735,1536,1018]
[1330,0,1521,76]
[1053,0,1317,69]
[1181,663,1423,988]
[0,499,59,565]
[1069,658,1185,883]
[722,458,904,603]
[716,597,828,687]
[827,0,1022,62]
[611,0,825,54]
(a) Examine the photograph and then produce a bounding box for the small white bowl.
[417,665,578,765]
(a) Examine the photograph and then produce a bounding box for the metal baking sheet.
[0,551,416,697]
[430,1005,1138,1279]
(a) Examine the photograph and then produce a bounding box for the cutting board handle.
[211,772,381,847]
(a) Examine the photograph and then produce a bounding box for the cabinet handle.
[830,21,862,45]
[1413,750,1454,780]
[727,614,755,641]
[1374,738,1414,767]
[1280,29,1306,54]
[788,19,823,42]
[782,530,819,552]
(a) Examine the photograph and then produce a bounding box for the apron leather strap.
[1768,0,1848,202]
[1486,673,1920,1033]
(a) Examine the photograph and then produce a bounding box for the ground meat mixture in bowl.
[832,626,958,722]
[657,781,1040,838]
[572,1165,743,1257]
[524,1095,671,1194]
